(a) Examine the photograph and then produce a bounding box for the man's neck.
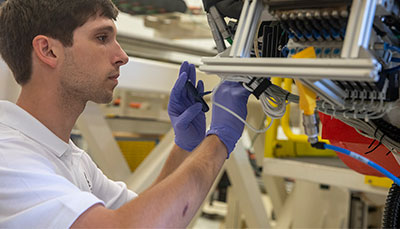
[16,87,85,143]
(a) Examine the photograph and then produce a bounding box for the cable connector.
[303,114,319,144]
[311,142,326,150]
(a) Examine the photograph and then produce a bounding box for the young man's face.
[59,14,129,104]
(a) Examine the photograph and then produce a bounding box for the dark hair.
[0,0,119,85]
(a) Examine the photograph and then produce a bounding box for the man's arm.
[71,135,227,228]
[151,144,191,186]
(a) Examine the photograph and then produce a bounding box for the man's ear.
[32,35,61,68]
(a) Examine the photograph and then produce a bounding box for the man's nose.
[114,42,129,67]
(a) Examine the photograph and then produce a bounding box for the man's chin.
[90,93,113,104]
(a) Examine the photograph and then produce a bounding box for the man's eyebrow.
[92,25,115,34]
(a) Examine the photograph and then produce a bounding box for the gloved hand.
[168,62,206,152]
[207,81,251,157]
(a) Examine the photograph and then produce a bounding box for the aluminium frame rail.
[199,0,383,107]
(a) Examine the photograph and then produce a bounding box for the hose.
[323,144,400,186]
[383,183,400,228]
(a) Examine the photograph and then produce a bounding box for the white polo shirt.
[0,100,137,228]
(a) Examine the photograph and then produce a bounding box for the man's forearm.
[114,135,227,227]
[151,144,191,186]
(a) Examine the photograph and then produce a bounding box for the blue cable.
[324,143,400,186]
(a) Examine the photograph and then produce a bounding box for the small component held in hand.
[185,80,211,112]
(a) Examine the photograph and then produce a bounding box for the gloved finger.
[187,64,196,84]
[171,72,188,99]
[179,61,189,76]
[197,80,204,94]
[175,103,203,129]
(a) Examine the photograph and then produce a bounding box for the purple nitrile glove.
[168,61,206,152]
[207,81,251,158]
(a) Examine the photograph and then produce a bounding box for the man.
[0,0,250,227]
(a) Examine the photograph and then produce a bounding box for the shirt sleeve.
[81,152,138,210]
[0,142,104,228]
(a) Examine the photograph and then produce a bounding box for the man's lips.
[108,74,119,80]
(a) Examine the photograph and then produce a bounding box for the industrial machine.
[200,0,400,227]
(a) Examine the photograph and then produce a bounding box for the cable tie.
[379,133,385,143]
[252,79,272,100]
[373,128,379,139]
[284,92,290,102]
[365,133,385,155]
[368,139,376,149]
[365,142,381,154]
[343,111,349,119]
[321,101,326,109]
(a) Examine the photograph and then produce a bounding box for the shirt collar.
[0,100,69,157]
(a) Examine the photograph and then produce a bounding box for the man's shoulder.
[0,123,50,164]
[0,122,25,142]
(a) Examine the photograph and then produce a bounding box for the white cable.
[213,101,274,133]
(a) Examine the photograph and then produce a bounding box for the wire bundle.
[334,117,400,155]
[223,76,295,119]
[212,69,400,159]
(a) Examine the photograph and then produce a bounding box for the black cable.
[372,119,400,143]
[383,183,400,228]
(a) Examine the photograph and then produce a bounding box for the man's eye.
[97,36,107,42]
